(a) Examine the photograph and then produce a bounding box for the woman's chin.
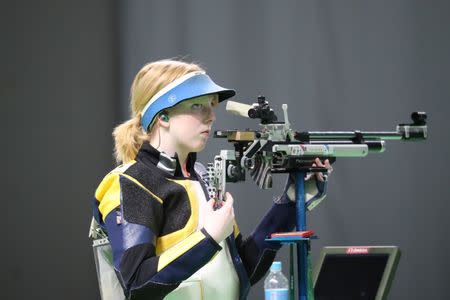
[184,141,207,153]
[193,143,206,152]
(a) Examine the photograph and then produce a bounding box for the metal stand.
[266,171,315,300]
[295,171,308,300]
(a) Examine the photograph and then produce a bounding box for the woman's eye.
[191,103,203,110]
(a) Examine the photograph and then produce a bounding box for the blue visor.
[141,72,235,131]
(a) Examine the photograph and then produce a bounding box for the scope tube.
[297,131,404,141]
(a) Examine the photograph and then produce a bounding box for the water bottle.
[264,261,289,300]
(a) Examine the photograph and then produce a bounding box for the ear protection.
[160,114,170,122]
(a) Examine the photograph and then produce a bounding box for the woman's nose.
[205,106,216,123]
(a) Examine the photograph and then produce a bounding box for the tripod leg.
[290,244,295,300]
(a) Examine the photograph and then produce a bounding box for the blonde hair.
[113,59,204,164]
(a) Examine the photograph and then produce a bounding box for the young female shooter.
[92,59,332,300]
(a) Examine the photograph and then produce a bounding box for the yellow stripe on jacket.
[157,231,206,272]
[95,160,164,220]
[156,179,200,255]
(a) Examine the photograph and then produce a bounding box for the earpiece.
[160,114,170,122]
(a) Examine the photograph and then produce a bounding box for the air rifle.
[205,95,427,202]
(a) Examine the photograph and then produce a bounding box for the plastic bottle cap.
[270,261,282,272]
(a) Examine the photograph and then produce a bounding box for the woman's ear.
[160,114,170,122]
[157,113,170,129]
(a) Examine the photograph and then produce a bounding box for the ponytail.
[113,115,147,164]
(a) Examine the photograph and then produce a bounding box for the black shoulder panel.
[125,161,170,199]
[124,160,192,237]
[120,176,163,233]
[160,184,191,235]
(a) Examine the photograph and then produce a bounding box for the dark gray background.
[2,1,449,299]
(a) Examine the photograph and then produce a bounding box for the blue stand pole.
[295,171,308,300]
[265,171,316,299]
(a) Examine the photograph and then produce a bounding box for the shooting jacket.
[93,142,324,300]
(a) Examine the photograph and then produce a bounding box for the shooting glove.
[273,173,327,211]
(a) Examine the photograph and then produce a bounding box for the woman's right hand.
[203,192,235,243]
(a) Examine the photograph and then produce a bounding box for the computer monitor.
[313,246,401,300]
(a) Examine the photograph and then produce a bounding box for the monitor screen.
[313,246,400,300]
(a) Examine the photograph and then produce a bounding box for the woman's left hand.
[312,158,333,182]
[274,157,334,204]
